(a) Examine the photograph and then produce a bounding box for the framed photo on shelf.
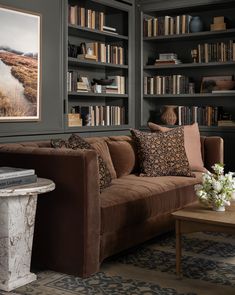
[0,5,41,122]
[200,75,233,93]
[81,76,91,91]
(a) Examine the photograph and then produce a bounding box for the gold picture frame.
[0,5,41,121]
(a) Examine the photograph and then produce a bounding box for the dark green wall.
[0,0,64,141]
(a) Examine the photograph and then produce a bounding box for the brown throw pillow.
[51,134,112,191]
[148,122,205,172]
[130,128,194,177]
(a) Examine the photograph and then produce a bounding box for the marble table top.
[0,178,55,197]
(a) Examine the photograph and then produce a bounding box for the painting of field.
[0,6,40,121]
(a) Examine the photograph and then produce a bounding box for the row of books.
[69,105,126,126]
[171,106,223,126]
[0,167,37,189]
[196,40,235,63]
[67,73,126,94]
[143,14,192,37]
[144,75,191,95]
[75,42,125,65]
[68,5,118,35]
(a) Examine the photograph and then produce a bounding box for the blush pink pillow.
[148,122,205,172]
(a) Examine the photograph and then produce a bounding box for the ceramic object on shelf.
[161,105,177,125]
[189,16,203,33]
[216,80,235,90]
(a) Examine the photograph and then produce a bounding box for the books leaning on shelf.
[68,5,104,31]
[144,75,191,95]
[70,105,125,126]
[196,40,235,63]
[0,167,37,189]
[143,14,192,37]
[175,105,223,126]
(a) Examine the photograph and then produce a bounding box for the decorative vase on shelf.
[189,16,203,33]
[212,204,225,212]
[161,105,177,125]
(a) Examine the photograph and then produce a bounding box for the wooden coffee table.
[172,203,235,276]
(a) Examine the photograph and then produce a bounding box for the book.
[103,25,117,32]
[212,90,235,93]
[0,167,35,180]
[0,174,37,189]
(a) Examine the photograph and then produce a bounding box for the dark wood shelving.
[68,92,128,98]
[144,61,235,70]
[65,124,130,132]
[143,28,235,42]
[143,93,235,98]
[68,57,128,69]
[68,24,128,41]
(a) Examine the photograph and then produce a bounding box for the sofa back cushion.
[106,136,138,178]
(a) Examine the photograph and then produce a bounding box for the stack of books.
[155,53,181,65]
[0,167,37,189]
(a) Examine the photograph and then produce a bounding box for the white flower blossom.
[194,163,235,209]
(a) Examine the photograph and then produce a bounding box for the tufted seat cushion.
[100,172,202,234]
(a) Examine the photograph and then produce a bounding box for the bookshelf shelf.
[68,92,128,98]
[64,124,130,132]
[143,28,235,42]
[144,61,235,70]
[68,57,128,69]
[143,93,235,99]
[68,24,128,41]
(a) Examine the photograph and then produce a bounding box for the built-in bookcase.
[140,1,235,131]
[64,0,134,132]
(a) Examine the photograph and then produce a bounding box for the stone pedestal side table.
[0,178,55,292]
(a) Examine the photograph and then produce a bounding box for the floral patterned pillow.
[130,127,194,177]
[51,134,112,191]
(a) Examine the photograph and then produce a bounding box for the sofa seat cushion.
[100,173,202,234]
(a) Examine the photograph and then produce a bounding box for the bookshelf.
[139,1,235,130]
[65,0,134,131]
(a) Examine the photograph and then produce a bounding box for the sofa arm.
[203,137,224,171]
[0,145,100,277]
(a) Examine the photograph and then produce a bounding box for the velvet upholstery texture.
[107,138,138,177]
[0,135,224,278]
[148,122,205,172]
[51,134,112,191]
[131,128,193,177]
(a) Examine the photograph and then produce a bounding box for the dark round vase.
[189,16,203,33]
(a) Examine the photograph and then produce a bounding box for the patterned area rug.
[2,232,235,295]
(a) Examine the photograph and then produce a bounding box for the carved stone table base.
[0,178,55,291]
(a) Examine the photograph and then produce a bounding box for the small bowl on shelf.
[92,78,114,86]
[216,80,235,90]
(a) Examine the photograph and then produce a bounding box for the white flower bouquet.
[194,163,235,211]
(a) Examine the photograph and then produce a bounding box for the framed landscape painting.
[0,6,41,121]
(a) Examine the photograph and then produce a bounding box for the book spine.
[0,175,37,189]
[0,169,35,180]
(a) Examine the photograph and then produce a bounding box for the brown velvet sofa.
[0,135,223,277]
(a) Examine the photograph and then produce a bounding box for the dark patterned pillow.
[51,134,112,191]
[51,138,68,148]
[130,127,194,177]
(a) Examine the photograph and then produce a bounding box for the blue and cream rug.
[2,232,235,295]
